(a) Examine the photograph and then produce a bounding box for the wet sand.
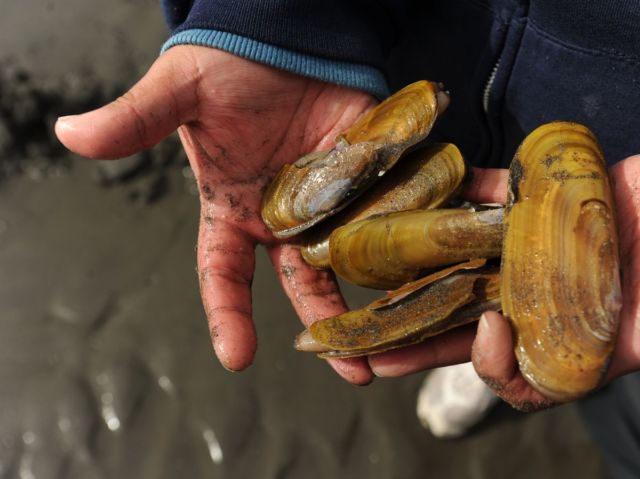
[0,1,606,477]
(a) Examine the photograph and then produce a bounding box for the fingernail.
[478,313,491,337]
[368,357,383,377]
[211,336,234,371]
[473,313,491,363]
[368,358,397,378]
[371,366,385,377]
[55,115,77,131]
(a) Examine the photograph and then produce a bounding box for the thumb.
[55,46,199,159]
[472,311,555,411]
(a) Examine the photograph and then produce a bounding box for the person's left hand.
[55,46,378,384]
[368,156,640,411]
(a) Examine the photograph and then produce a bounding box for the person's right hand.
[55,45,379,384]
[369,159,640,410]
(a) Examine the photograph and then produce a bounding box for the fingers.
[461,167,509,204]
[606,155,640,378]
[472,311,556,412]
[367,309,556,412]
[55,47,199,159]
[197,212,258,372]
[368,323,476,377]
[267,243,374,385]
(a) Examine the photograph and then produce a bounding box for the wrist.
[161,29,389,100]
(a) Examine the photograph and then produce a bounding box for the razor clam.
[301,143,468,268]
[261,81,448,238]
[329,206,503,290]
[295,259,501,358]
[502,121,621,402]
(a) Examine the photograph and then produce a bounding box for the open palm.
[55,45,377,384]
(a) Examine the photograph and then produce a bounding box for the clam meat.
[261,81,448,238]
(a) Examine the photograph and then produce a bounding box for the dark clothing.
[160,0,640,166]
[579,373,640,478]
[384,0,640,167]
[160,0,397,70]
[159,0,640,476]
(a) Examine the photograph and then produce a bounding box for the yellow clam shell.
[260,81,446,238]
[300,143,468,269]
[502,121,621,402]
[296,260,500,358]
[284,109,621,404]
[329,206,503,290]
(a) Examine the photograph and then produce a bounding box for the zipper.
[482,57,501,114]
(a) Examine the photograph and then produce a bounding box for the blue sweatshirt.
[159,0,640,167]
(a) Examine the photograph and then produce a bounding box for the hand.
[55,45,379,384]
[368,158,640,410]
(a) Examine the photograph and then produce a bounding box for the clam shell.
[502,121,621,401]
[261,81,446,238]
[300,143,468,268]
[295,259,500,358]
[329,206,503,290]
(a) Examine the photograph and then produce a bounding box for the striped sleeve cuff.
[161,29,390,99]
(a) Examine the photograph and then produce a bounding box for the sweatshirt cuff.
[161,29,390,99]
